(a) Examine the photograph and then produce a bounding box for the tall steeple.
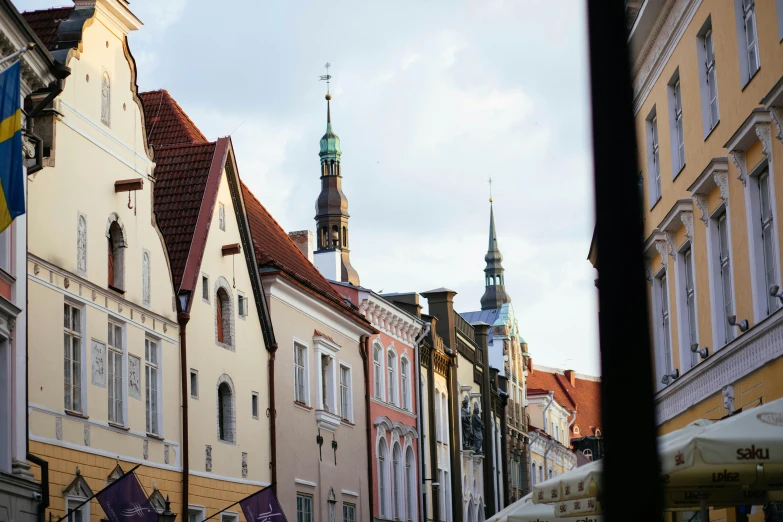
[480,195,511,310]
[313,73,360,285]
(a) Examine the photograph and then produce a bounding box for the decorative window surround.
[214,277,235,350]
[726,110,781,323]
[696,18,720,138]
[655,306,783,424]
[293,338,310,406]
[216,374,237,444]
[667,71,686,176]
[314,333,341,431]
[295,478,317,488]
[761,76,783,142]
[688,158,729,220]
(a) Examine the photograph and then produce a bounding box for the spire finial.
[488,176,493,203]
[319,62,332,122]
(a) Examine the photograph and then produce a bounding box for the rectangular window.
[202,275,209,302]
[107,321,124,425]
[684,247,699,366]
[219,203,226,231]
[387,353,396,405]
[698,24,720,133]
[0,228,10,273]
[238,293,247,318]
[66,498,88,522]
[401,360,409,410]
[64,303,82,412]
[339,365,350,421]
[321,354,332,411]
[658,274,673,374]
[717,212,735,344]
[759,170,779,315]
[190,370,198,399]
[743,0,760,77]
[668,74,685,175]
[296,494,313,522]
[647,110,661,207]
[294,343,307,404]
[145,338,159,435]
[252,392,259,419]
[343,503,356,522]
[188,508,205,522]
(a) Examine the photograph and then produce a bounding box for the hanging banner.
[240,487,288,522]
[96,472,158,522]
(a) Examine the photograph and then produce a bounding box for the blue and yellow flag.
[0,61,25,233]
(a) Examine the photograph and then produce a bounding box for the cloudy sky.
[18,0,601,375]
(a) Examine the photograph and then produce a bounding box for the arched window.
[573,425,580,435]
[531,462,537,485]
[583,449,593,461]
[378,440,388,518]
[387,351,396,405]
[401,358,409,410]
[405,446,416,522]
[107,221,125,291]
[214,279,234,347]
[373,345,382,399]
[101,72,110,127]
[434,391,441,442]
[538,465,543,483]
[217,377,235,443]
[392,443,402,520]
[342,226,347,248]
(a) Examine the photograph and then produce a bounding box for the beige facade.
[24,1,183,520]
[526,395,575,484]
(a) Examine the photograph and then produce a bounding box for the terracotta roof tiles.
[527,367,602,437]
[139,90,208,148]
[21,7,73,51]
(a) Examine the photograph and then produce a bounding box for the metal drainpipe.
[543,440,555,481]
[413,323,430,522]
[178,311,191,514]
[542,391,555,432]
[567,410,577,448]
[360,335,374,521]
[268,343,278,492]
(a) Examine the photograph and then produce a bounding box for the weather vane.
[319,62,332,94]
[488,176,493,203]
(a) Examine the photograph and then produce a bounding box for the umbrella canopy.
[532,460,602,504]
[487,494,560,522]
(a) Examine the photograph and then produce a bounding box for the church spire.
[313,64,360,285]
[480,189,511,310]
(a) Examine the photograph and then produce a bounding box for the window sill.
[294,401,312,411]
[65,409,88,419]
[146,432,164,440]
[650,195,662,211]
[217,438,237,446]
[215,341,235,352]
[672,163,686,181]
[108,422,129,431]
[108,285,125,295]
[190,394,198,400]
[704,120,720,141]
[741,67,761,92]
[340,419,354,427]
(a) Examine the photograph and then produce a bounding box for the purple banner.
[240,488,288,522]
[96,472,158,522]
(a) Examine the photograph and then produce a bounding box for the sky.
[17,0,601,375]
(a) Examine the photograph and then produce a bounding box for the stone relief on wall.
[142,250,151,305]
[128,355,141,400]
[472,402,484,454]
[84,424,90,447]
[242,452,248,478]
[77,213,87,274]
[206,445,212,472]
[56,417,62,440]
[461,395,472,449]
[143,440,148,460]
[722,385,735,415]
[164,445,170,465]
[92,340,106,388]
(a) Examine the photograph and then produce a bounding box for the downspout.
[361,335,374,520]
[566,410,577,472]
[446,348,463,522]
[427,344,439,522]
[268,342,278,492]
[543,440,555,481]
[542,391,555,432]
[178,310,191,513]
[414,323,430,522]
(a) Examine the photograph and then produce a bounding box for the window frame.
[697,19,720,137]
[400,356,411,411]
[342,503,356,522]
[107,320,125,426]
[734,0,761,87]
[668,72,686,176]
[293,340,310,406]
[296,494,313,522]
[387,350,397,406]
[251,391,259,419]
[237,291,248,319]
[373,342,384,401]
[202,274,210,303]
[63,301,85,414]
[65,495,90,522]
[217,376,236,444]
[339,363,352,422]
[190,369,199,399]
[707,205,737,349]
[378,437,390,518]
[145,337,162,436]
[646,108,662,208]
[652,269,674,388]
[675,242,700,373]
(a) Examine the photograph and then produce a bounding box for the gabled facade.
[145,90,275,520]
[331,285,424,522]
[23,2,183,520]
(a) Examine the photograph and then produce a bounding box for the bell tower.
[313,65,360,285]
[480,187,511,310]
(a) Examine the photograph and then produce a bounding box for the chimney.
[564,369,576,387]
[528,358,533,373]
[288,230,314,262]
[421,288,457,351]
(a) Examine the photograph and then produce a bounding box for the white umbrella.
[487,494,559,522]
[532,460,602,504]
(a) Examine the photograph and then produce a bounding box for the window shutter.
[108,239,115,287]
[216,295,224,343]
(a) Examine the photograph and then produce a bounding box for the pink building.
[332,284,426,522]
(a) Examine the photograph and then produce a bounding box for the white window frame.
[646,108,662,208]
[190,369,199,399]
[697,19,720,137]
[734,0,761,87]
[314,335,340,414]
[0,227,10,274]
[188,506,206,522]
[251,391,259,420]
[296,494,313,522]
[294,340,310,406]
[65,495,90,522]
[744,161,782,322]
[675,243,700,373]
[392,442,403,520]
[373,342,384,401]
[652,269,674,389]
[237,291,248,319]
[338,362,352,422]
[107,319,125,426]
[400,355,411,411]
[707,206,737,348]
[668,72,686,176]
[201,274,210,303]
[343,503,356,522]
[64,301,86,414]
[378,437,390,518]
[220,511,238,522]
[387,350,397,406]
[145,337,162,436]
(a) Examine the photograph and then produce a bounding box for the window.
[145,338,160,435]
[583,449,593,461]
[697,21,719,135]
[251,392,259,419]
[221,513,238,522]
[339,365,351,421]
[108,221,124,291]
[294,342,308,404]
[217,291,226,343]
[717,212,735,344]
[373,345,382,399]
[544,416,548,433]
[66,497,89,522]
[646,110,661,206]
[406,447,416,522]
[217,378,235,443]
[742,0,760,77]
[215,284,233,347]
[531,462,536,486]
[657,274,673,376]
[296,494,313,522]
[238,292,248,318]
[758,170,779,316]
[401,358,409,410]
[188,507,205,522]
[101,72,110,127]
[668,75,685,174]
[190,369,198,399]
[202,275,209,302]
[538,465,543,484]
[0,228,10,273]
[379,442,388,518]
[387,351,396,405]
[574,425,580,435]
[554,425,559,442]
[107,321,123,425]
[343,503,356,522]
[64,303,82,412]
[219,203,226,231]
[392,444,402,520]
[683,247,699,368]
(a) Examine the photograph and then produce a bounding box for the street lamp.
[159,496,177,522]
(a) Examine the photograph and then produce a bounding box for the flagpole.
[201,487,268,522]
[0,43,35,68]
[55,463,143,522]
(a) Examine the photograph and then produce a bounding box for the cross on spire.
[488,176,493,203]
[319,62,332,93]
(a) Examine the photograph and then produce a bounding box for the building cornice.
[358,293,422,345]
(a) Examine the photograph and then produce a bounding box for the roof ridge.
[21,6,74,14]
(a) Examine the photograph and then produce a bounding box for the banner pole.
[0,43,35,67]
[55,463,143,522]
[202,487,267,522]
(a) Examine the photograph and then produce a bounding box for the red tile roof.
[139,90,208,148]
[527,367,602,437]
[152,142,218,289]
[241,183,367,323]
[21,7,73,51]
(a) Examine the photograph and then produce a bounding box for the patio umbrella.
[532,460,602,504]
[487,494,560,522]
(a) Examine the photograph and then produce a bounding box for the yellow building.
[23,0,183,520]
[633,0,783,518]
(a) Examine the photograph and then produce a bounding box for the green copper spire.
[319,93,341,162]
